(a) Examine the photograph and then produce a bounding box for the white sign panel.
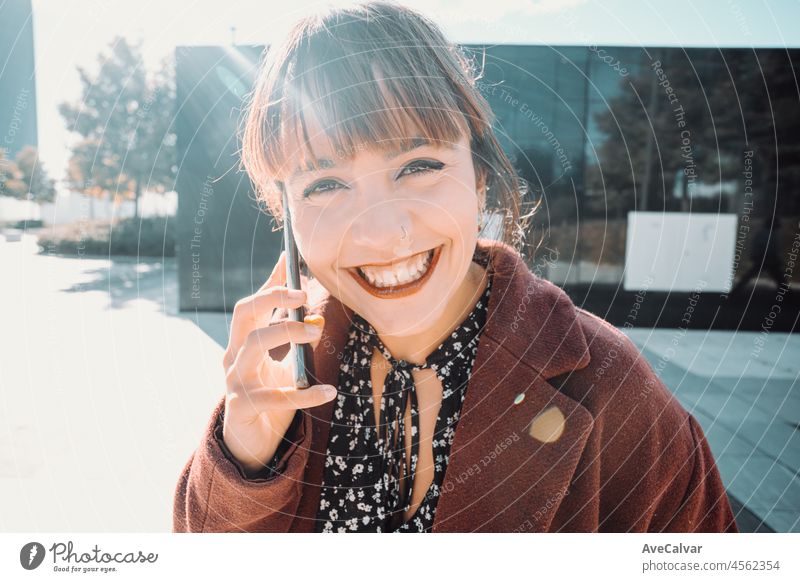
[624,211,738,293]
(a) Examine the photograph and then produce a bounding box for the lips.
[347,246,442,299]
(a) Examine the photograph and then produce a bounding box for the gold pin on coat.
[528,406,566,443]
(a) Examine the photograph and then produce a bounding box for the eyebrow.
[288,136,452,181]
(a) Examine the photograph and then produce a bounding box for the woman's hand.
[221,251,337,474]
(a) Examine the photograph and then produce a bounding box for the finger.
[231,320,323,373]
[259,251,287,292]
[235,287,307,325]
[229,384,338,413]
[225,288,308,367]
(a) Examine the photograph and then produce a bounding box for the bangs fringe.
[267,47,475,183]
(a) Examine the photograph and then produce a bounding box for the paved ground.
[1,233,797,532]
[0,235,225,532]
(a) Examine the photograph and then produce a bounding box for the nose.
[349,199,414,252]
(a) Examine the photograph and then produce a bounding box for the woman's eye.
[398,159,445,178]
[303,180,344,197]
[303,160,444,197]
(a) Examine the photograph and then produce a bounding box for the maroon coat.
[173,239,739,533]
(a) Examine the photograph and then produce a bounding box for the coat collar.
[304,238,595,532]
[472,238,592,379]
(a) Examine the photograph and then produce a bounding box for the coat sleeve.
[172,396,312,532]
[654,414,739,533]
[585,321,739,533]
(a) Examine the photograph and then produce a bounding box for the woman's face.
[284,123,484,337]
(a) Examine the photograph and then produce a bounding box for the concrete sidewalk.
[1,233,797,532]
[0,235,226,532]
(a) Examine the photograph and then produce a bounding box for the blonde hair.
[239,0,533,252]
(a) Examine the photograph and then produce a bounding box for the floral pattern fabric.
[315,272,492,532]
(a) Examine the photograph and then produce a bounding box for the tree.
[0,146,55,203]
[59,37,176,217]
[0,149,24,198]
[14,146,56,203]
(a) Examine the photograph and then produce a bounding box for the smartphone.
[282,190,310,389]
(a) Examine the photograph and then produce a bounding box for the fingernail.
[305,323,323,335]
[323,385,337,396]
[304,314,325,327]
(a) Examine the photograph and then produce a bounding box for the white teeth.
[383,270,397,285]
[411,253,423,274]
[357,249,434,288]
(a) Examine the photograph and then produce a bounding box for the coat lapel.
[430,335,594,532]
[430,240,594,532]
[298,239,595,532]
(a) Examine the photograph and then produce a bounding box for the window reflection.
[467,45,800,288]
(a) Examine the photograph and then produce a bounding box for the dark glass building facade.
[465,44,799,330]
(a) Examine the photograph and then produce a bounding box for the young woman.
[173,1,738,533]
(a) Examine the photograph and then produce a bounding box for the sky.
[29,0,800,188]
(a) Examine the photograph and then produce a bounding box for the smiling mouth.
[348,245,443,299]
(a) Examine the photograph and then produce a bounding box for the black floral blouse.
[315,271,492,532]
